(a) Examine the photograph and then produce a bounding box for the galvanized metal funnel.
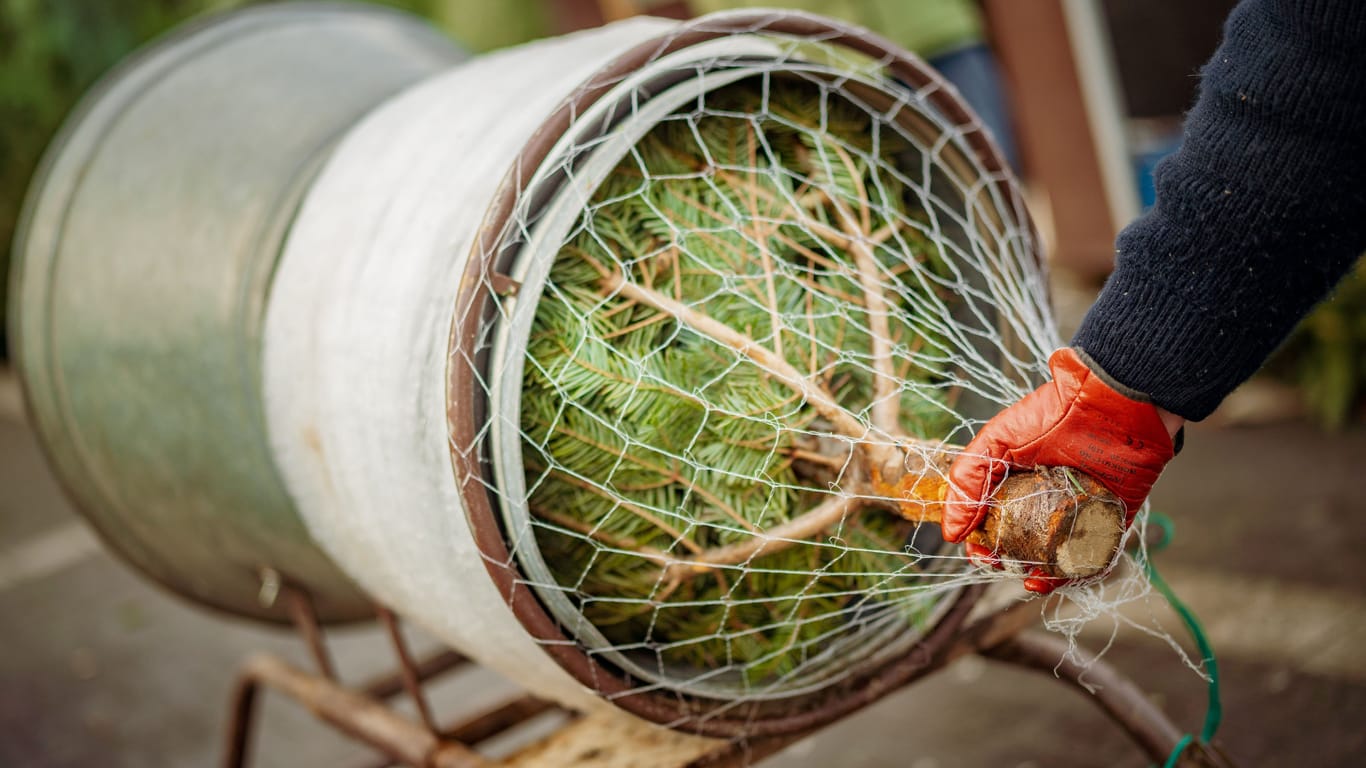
[8,4,466,624]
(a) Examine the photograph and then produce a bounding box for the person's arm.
[1076,0,1366,420]
[943,0,1366,592]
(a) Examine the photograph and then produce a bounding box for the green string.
[1163,736,1195,768]
[1142,511,1222,766]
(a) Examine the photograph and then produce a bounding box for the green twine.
[1163,735,1195,768]
[1142,510,1222,766]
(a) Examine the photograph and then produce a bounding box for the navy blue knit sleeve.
[1072,0,1366,420]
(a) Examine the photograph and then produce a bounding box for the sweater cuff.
[1071,346,1156,405]
[1071,265,1278,421]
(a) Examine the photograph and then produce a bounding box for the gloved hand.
[943,347,1179,593]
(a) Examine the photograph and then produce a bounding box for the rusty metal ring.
[447,10,1038,737]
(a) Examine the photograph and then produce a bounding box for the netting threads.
[266,11,1183,735]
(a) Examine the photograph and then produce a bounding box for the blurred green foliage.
[1,0,224,357]
[1266,257,1366,429]
[0,0,549,358]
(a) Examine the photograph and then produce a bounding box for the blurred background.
[4,0,1363,422]
[2,1,1363,766]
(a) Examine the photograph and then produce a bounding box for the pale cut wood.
[979,468,1124,579]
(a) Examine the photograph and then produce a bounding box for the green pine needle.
[522,77,958,684]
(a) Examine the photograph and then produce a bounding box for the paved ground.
[2,363,1364,767]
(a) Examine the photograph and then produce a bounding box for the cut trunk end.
[977,468,1125,580]
[886,463,1126,581]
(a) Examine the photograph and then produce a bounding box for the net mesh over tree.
[525,79,964,683]
[488,63,1043,692]
[457,17,1160,728]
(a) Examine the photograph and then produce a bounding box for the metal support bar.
[270,573,337,681]
[446,697,559,745]
[939,594,1043,664]
[362,649,469,701]
[226,653,488,768]
[983,631,1234,768]
[377,604,440,733]
[225,593,484,768]
[223,666,262,768]
[350,697,563,768]
[672,598,1060,768]
[221,585,1224,768]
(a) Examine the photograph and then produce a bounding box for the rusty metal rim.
[447,10,1039,737]
[484,61,964,700]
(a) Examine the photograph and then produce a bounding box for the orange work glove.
[943,347,1178,593]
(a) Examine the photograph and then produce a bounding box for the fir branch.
[522,80,963,677]
[742,123,788,362]
[823,173,902,435]
[536,465,704,555]
[667,493,860,572]
[599,266,892,460]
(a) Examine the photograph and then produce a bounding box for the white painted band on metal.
[264,17,681,711]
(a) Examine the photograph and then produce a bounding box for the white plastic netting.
[479,34,1084,708]
[255,13,1206,736]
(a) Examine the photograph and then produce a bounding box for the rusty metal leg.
[362,649,469,700]
[376,604,440,733]
[226,569,328,768]
[940,596,1043,663]
[227,569,329,768]
[349,697,564,768]
[280,581,338,680]
[222,670,262,768]
[230,653,488,768]
[369,606,564,753]
[983,631,1232,768]
[445,696,559,744]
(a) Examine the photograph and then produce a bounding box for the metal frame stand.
[222,582,1232,768]
[224,581,554,768]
